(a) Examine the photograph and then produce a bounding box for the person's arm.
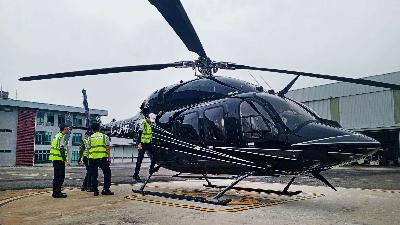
[59,135,67,162]
[78,140,84,163]
[137,130,143,143]
[136,120,144,150]
[60,146,67,161]
[105,134,111,163]
[106,145,111,162]
[137,130,143,150]
[59,135,70,166]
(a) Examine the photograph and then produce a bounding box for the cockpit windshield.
[256,93,318,131]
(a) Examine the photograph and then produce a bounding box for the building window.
[35,131,52,145]
[71,150,79,163]
[0,129,12,133]
[58,114,65,126]
[0,150,12,153]
[46,112,54,126]
[35,150,50,163]
[36,112,45,126]
[72,133,82,146]
[204,106,225,141]
[73,115,83,127]
[0,107,13,112]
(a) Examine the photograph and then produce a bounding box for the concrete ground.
[1,165,400,225]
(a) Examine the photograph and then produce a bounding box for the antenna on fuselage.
[248,71,264,92]
[248,71,261,86]
[258,74,273,90]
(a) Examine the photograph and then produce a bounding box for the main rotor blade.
[149,0,207,58]
[232,64,400,90]
[19,63,180,81]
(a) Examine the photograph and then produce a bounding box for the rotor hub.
[175,57,235,77]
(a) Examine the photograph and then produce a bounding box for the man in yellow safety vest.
[88,122,114,196]
[78,130,92,191]
[133,113,158,182]
[49,123,70,198]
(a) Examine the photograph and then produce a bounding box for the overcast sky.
[1,0,399,123]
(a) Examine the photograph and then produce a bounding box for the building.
[109,137,149,164]
[287,71,400,165]
[0,96,107,166]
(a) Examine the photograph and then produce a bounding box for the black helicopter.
[19,0,400,204]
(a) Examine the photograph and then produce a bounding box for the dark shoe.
[94,191,99,196]
[133,175,142,182]
[101,190,114,195]
[52,193,67,198]
[81,186,86,191]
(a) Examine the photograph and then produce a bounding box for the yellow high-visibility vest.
[141,120,152,144]
[49,132,64,161]
[89,132,107,159]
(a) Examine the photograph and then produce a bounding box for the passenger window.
[240,101,271,139]
[175,112,199,141]
[204,106,225,141]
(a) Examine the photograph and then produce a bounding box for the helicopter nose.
[289,122,380,168]
[292,122,380,148]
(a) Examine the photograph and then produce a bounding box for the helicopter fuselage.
[107,76,380,176]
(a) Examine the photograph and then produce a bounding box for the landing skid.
[134,170,256,205]
[132,173,301,206]
[204,175,301,196]
[133,169,335,204]
[139,165,162,191]
[203,184,302,196]
[132,189,231,205]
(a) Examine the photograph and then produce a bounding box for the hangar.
[287,71,400,165]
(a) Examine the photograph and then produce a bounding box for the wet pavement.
[1,164,399,191]
[1,165,400,225]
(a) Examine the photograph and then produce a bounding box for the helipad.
[1,180,400,225]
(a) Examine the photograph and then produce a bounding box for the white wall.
[340,91,394,129]
[0,109,17,166]
[304,99,331,120]
[110,145,150,164]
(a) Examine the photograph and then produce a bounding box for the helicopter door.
[240,100,274,144]
[203,106,226,145]
[174,111,200,144]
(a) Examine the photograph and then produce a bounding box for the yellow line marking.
[125,191,324,213]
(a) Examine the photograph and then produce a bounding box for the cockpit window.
[256,93,317,131]
[158,111,175,125]
[240,101,271,139]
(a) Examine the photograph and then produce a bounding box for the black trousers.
[134,143,157,176]
[82,157,92,189]
[52,160,65,194]
[89,158,111,191]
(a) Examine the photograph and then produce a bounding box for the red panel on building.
[16,109,36,166]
